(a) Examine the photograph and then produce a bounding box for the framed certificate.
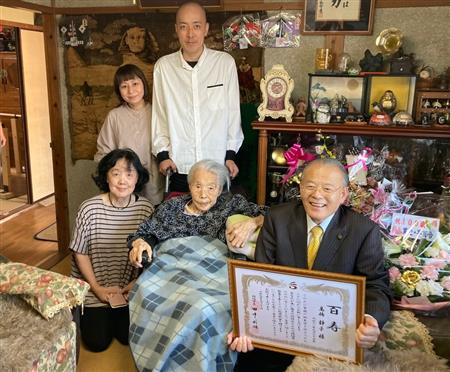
[302,0,375,35]
[228,259,365,364]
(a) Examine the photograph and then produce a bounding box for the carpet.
[34,222,57,242]
[286,310,449,372]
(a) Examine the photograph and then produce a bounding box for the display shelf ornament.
[257,64,295,122]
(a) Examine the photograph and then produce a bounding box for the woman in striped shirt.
[70,148,154,353]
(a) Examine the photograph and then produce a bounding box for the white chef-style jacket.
[151,47,244,175]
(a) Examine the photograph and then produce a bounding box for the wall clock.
[257,64,295,122]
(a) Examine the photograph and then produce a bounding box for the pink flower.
[389,267,401,282]
[428,259,446,270]
[420,265,439,281]
[399,254,418,268]
[438,250,450,261]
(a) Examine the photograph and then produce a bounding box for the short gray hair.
[187,159,230,192]
[301,158,349,186]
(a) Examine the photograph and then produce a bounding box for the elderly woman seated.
[127,159,266,372]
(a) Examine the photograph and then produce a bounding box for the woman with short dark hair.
[94,64,163,206]
[71,148,154,353]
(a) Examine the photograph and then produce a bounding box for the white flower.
[442,233,450,246]
[440,276,450,291]
[424,245,441,258]
[415,280,444,297]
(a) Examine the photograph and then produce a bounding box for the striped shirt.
[70,194,154,307]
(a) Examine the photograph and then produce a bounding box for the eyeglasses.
[300,183,343,195]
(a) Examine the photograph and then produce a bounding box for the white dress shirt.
[151,47,243,174]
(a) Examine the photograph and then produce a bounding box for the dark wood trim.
[376,0,449,8]
[2,0,448,16]
[51,6,142,15]
[324,35,345,70]
[42,13,70,254]
[0,20,42,31]
[49,5,302,14]
[0,0,52,13]
[26,0,448,15]
[252,121,450,139]
[252,120,450,204]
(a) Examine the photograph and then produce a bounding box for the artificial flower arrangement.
[280,137,450,310]
[383,225,450,310]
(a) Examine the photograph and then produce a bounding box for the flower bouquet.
[383,224,450,312]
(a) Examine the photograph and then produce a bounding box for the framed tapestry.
[60,12,262,161]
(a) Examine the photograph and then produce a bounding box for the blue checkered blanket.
[129,236,236,372]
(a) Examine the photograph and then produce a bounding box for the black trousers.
[234,349,294,372]
[73,305,130,353]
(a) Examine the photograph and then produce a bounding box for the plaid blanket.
[129,236,236,371]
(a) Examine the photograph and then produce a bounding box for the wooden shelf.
[252,120,450,139]
[253,120,450,204]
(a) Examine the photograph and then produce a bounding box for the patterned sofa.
[0,258,89,371]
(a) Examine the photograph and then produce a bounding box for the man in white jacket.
[152,1,243,192]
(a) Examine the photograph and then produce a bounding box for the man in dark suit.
[229,158,391,371]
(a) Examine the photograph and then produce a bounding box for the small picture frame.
[302,0,376,35]
[228,259,365,364]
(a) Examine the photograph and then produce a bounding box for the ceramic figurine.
[393,111,413,126]
[380,90,397,115]
[294,97,307,117]
[432,100,442,109]
[359,49,383,72]
[316,103,331,124]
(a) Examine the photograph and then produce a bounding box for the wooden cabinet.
[253,120,450,205]
[0,51,21,114]
[414,89,450,125]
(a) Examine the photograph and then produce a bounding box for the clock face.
[267,77,287,98]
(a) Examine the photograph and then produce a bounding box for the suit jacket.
[256,200,391,328]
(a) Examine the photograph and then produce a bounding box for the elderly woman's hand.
[129,238,153,268]
[227,332,254,352]
[356,315,380,349]
[226,215,263,249]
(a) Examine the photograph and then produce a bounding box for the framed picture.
[302,0,376,35]
[228,259,366,363]
[307,73,367,120]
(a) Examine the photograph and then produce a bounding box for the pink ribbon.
[393,296,450,312]
[345,147,373,171]
[282,143,315,183]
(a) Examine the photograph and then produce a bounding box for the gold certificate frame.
[228,259,365,364]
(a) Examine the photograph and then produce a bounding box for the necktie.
[307,225,323,269]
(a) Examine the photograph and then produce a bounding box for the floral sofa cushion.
[0,262,89,319]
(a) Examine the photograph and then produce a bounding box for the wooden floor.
[0,201,67,269]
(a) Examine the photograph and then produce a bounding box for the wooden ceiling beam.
[2,0,448,15]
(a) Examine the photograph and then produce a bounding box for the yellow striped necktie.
[307,225,323,269]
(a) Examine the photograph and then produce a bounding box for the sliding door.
[19,29,54,201]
